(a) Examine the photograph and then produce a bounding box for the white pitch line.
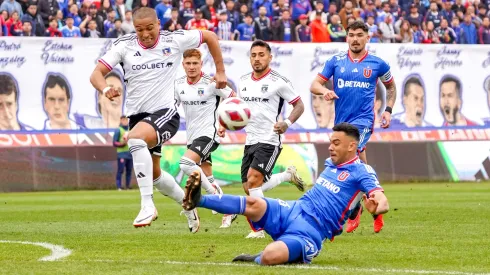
[89,259,490,275]
[0,240,72,261]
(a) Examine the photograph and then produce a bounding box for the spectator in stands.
[234,13,255,40]
[81,19,102,37]
[216,11,234,40]
[55,9,64,29]
[450,16,465,43]
[376,2,391,24]
[396,19,414,43]
[37,0,59,28]
[272,9,296,41]
[113,116,133,191]
[224,0,239,29]
[366,15,380,43]
[238,4,249,23]
[424,1,443,28]
[310,10,330,42]
[131,0,149,10]
[389,0,401,20]
[339,0,358,28]
[466,5,482,27]
[361,0,376,22]
[290,0,312,24]
[45,17,62,36]
[327,14,346,42]
[407,3,423,26]
[325,2,337,24]
[103,8,116,34]
[22,1,45,36]
[0,0,23,18]
[379,13,396,43]
[477,4,487,22]
[255,6,272,41]
[200,0,220,28]
[107,18,126,38]
[295,13,311,42]
[309,1,326,23]
[441,0,454,22]
[79,1,91,20]
[98,0,112,21]
[0,74,32,131]
[412,23,424,43]
[252,0,273,18]
[42,74,80,130]
[461,13,477,44]
[5,11,22,36]
[60,15,81,37]
[156,0,173,29]
[67,4,82,27]
[435,18,457,44]
[185,8,213,30]
[479,17,490,44]
[180,0,195,26]
[85,4,105,36]
[452,0,465,14]
[113,0,126,20]
[273,0,287,21]
[163,7,183,30]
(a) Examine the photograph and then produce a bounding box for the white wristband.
[102,86,111,94]
[284,119,292,127]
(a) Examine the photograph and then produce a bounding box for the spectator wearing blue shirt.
[0,0,23,17]
[450,17,465,44]
[180,0,195,26]
[21,2,46,36]
[67,4,82,27]
[252,0,273,18]
[290,0,311,23]
[295,14,310,41]
[366,15,380,43]
[461,14,477,44]
[104,9,116,34]
[234,13,255,41]
[60,15,81,37]
[155,0,173,29]
[441,1,454,22]
[19,20,35,36]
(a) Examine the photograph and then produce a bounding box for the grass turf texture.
[0,183,489,275]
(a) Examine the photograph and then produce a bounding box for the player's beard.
[253,64,268,74]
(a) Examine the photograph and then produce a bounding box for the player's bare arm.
[310,75,338,101]
[274,99,304,134]
[381,80,397,128]
[363,191,389,215]
[90,63,121,101]
[201,30,227,89]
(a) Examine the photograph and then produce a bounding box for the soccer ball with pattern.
[217,98,251,131]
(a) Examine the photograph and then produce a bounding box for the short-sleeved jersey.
[238,69,301,147]
[99,29,203,116]
[318,51,393,129]
[299,156,383,240]
[174,73,233,145]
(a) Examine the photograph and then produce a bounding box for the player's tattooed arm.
[288,99,305,124]
[384,80,397,109]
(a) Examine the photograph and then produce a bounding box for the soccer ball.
[217,97,251,131]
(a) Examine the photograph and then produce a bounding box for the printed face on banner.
[439,79,462,126]
[311,79,335,128]
[404,82,425,127]
[98,75,124,128]
[0,92,18,130]
[44,84,70,128]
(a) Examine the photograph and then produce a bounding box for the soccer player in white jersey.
[174,49,236,228]
[89,7,228,231]
[236,40,306,238]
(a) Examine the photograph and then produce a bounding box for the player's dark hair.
[440,75,462,99]
[0,74,18,101]
[346,21,369,33]
[332,123,360,142]
[43,74,71,101]
[403,76,424,97]
[250,40,271,53]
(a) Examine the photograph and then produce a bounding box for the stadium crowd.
[0,0,489,43]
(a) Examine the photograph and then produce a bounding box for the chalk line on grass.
[0,240,72,261]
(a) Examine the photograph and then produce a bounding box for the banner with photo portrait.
[1,37,490,135]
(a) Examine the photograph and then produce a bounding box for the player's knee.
[246,171,263,189]
[260,249,286,266]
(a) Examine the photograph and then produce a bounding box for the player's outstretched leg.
[373,214,384,233]
[262,166,305,192]
[153,169,200,233]
[346,202,362,233]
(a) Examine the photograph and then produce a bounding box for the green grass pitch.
[0,183,489,275]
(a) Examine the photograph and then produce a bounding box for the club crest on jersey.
[162,47,171,56]
[197,88,204,96]
[363,68,372,78]
[340,67,345,73]
[337,171,350,182]
[261,85,268,93]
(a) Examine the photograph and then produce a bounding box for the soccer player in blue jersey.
[182,123,389,265]
[310,21,397,234]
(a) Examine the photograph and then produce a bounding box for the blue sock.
[254,252,263,265]
[198,194,246,214]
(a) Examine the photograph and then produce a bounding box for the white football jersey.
[175,73,233,144]
[99,30,203,116]
[238,69,300,147]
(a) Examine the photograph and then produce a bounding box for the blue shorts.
[353,124,372,153]
[248,199,323,264]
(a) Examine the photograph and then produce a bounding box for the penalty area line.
[0,240,72,262]
[88,259,490,275]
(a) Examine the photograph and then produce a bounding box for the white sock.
[249,187,264,198]
[179,156,215,194]
[128,138,154,208]
[207,176,215,187]
[262,171,291,192]
[153,170,185,204]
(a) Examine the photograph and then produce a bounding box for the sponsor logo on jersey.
[242,96,269,103]
[363,68,372,78]
[131,62,173,70]
[352,68,358,73]
[337,78,370,89]
[337,171,350,181]
[134,51,141,57]
[182,101,207,105]
[180,90,185,94]
[198,88,204,96]
[162,47,171,56]
[316,178,340,193]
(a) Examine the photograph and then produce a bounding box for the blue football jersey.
[299,156,383,240]
[318,51,393,128]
